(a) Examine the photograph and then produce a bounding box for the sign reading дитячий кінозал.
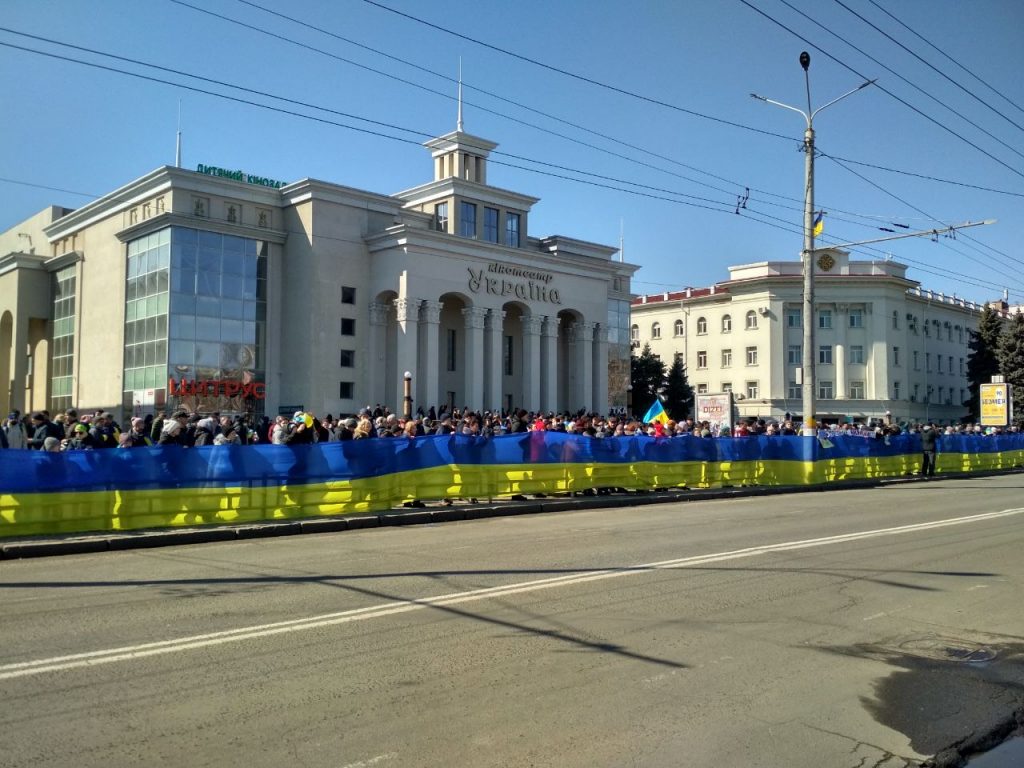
[467,262,561,304]
[196,164,285,189]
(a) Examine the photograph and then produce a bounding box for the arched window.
[721,314,732,333]
[630,324,639,342]
[696,316,707,335]
[674,318,684,336]
[746,310,758,330]
[651,322,661,339]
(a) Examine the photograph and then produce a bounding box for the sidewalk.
[2,469,1017,560]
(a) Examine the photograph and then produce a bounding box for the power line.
[820,153,1024,198]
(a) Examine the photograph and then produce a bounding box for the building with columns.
[0,123,637,421]
[630,249,985,425]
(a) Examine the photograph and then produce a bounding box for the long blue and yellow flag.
[642,399,670,425]
[812,211,824,237]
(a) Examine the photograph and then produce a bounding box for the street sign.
[979,383,1011,426]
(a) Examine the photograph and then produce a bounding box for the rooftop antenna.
[456,57,464,132]
[175,99,182,168]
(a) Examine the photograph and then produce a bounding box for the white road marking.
[3,506,1022,681]
[338,753,398,768]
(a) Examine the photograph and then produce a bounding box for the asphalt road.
[3,475,1024,768]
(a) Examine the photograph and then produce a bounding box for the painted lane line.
[2,506,1021,681]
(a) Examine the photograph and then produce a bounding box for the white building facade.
[631,250,984,425]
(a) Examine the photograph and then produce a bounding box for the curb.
[2,467,1021,560]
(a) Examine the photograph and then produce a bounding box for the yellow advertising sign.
[979,383,1011,426]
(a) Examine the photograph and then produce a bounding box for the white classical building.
[631,249,985,425]
[0,122,637,421]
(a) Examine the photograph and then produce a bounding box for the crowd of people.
[1,404,1020,452]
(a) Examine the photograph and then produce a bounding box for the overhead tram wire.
[774,0,1024,162]
[834,0,1024,134]
[736,0,1024,181]
[820,154,1024,199]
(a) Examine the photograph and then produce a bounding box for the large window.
[505,212,520,247]
[124,229,170,404]
[504,335,514,376]
[849,309,864,328]
[446,328,457,371]
[697,350,707,369]
[434,202,449,232]
[696,317,707,335]
[786,308,801,328]
[787,345,801,365]
[787,381,800,399]
[459,202,477,238]
[849,381,865,399]
[651,322,661,339]
[483,207,499,243]
[818,309,832,329]
[818,380,834,399]
[746,381,759,399]
[818,345,833,365]
[674,319,684,336]
[50,265,77,412]
[849,345,865,365]
[745,346,758,366]
[721,314,732,333]
[721,349,732,368]
[745,310,758,330]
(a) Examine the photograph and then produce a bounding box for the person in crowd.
[3,412,27,449]
[89,412,120,449]
[62,422,97,450]
[192,415,217,446]
[335,417,357,441]
[158,410,190,446]
[920,422,938,479]
[281,412,315,445]
[150,411,166,442]
[42,436,62,452]
[271,415,291,444]
[214,419,241,446]
[27,412,55,450]
[119,417,153,448]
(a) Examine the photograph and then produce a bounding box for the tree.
[630,344,665,417]
[663,355,694,420]
[997,310,1024,397]
[965,304,1003,419]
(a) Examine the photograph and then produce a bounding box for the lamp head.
[799,51,810,71]
[403,371,412,381]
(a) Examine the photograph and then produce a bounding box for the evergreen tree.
[630,344,665,417]
[966,304,1003,418]
[663,355,694,420]
[997,310,1024,398]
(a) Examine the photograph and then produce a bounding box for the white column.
[367,302,391,408]
[835,304,847,400]
[394,297,420,413]
[572,322,595,413]
[461,306,487,411]
[520,314,543,413]
[419,300,442,415]
[540,315,559,413]
[593,324,609,414]
[485,309,505,413]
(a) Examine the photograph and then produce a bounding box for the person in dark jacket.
[27,412,53,450]
[919,423,938,478]
[89,413,119,449]
[63,422,98,450]
[119,417,154,448]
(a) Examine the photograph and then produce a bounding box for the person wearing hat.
[64,422,98,451]
[281,411,315,445]
[213,419,241,446]
[89,412,119,449]
[119,417,153,448]
[2,412,27,449]
[158,410,190,446]
[335,417,357,441]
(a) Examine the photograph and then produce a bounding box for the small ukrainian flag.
[642,399,670,425]
[812,211,824,237]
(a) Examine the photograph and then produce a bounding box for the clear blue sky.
[2,0,1022,304]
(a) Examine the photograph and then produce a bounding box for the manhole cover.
[895,636,997,664]
[945,647,997,664]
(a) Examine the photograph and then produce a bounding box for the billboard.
[696,393,734,434]
[979,383,1012,426]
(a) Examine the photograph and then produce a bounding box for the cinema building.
[0,125,637,421]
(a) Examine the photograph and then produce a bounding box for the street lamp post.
[403,371,413,420]
[752,53,874,436]
[626,385,633,417]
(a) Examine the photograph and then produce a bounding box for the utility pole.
[752,53,874,436]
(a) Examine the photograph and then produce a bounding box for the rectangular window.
[505,212,520,247]
[483,207,499,243]
[787,345,801,365]
[893,346,900,366]
[786,308,801,328]
[893,381,901,399]
[818,309,832,329]
[849,309,864,328]
[341,318,356,336]
[914,383,920,401]
[787,381,800,399]
[926,352,932,372]
[818,380,834,399]
[745,346,758,366]
[819,345,833,364]
[339,381,354,399]
[341,285,356,304]
[434,201,449,232]
[913,350,920,370]
[937,355,943,373]
[959,358,964,375]
[721,382,733,393]
[849,345,865,365]
[446,328,457,372]
[459,201,477,238]
[849,381,865,399]
[746,381,759,399]
[503,335,514,376]
[697,350,707,369]
[949,355,954,375]
[721,349,732,368]
[340,349,354,367]
[697,383,709,394]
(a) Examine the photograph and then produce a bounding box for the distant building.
[630,249,983,425]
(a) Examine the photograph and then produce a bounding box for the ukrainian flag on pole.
[812,211,824,237]
[642,399,670,425]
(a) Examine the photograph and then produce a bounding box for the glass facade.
[123,226,267,417]
[50,265,77,412]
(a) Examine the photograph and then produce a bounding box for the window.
[651,322,661,339]
[849,381,865,399]
[721,349,732,367]
[818,345,833,364]
[937,355,943,373]
[893,381,901,399]
[721,382,733,393]
[924,321,930,337]
[746,381,759,399]
[959,357,965,375]
[339,381,354,399]
[746,346,758,366]
[745,310,758,330]
[926,352,932,372]
[505,212,520,247]
[938,386,944,403]
[893,346,900,366]
[913,350,920,370]
[787,381,800,399]
[434,202,449,232]
[787,345,801,365]
[697,350,707,369]
[341,285,356,304]
[818,380,834,399]
[913,383,920,401]
[849,309,864,328]
[674,319,684,336]
[949,355,954,375]
[483,207,499,243]
[957,326,963,344]
[818,309,832,329]
[849,345,865,365]
[630,324,639,342]
[892,310,899,330]
[459,201,477,238]
[786,308,801,328]
[697,383,709,394]
[674,352,684,364]
[446,328,457,371]
[504,335,514,376]
[340,349,354,367]
[696,316,707,335]
[341,318,355,336]
[721,314,732,333]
